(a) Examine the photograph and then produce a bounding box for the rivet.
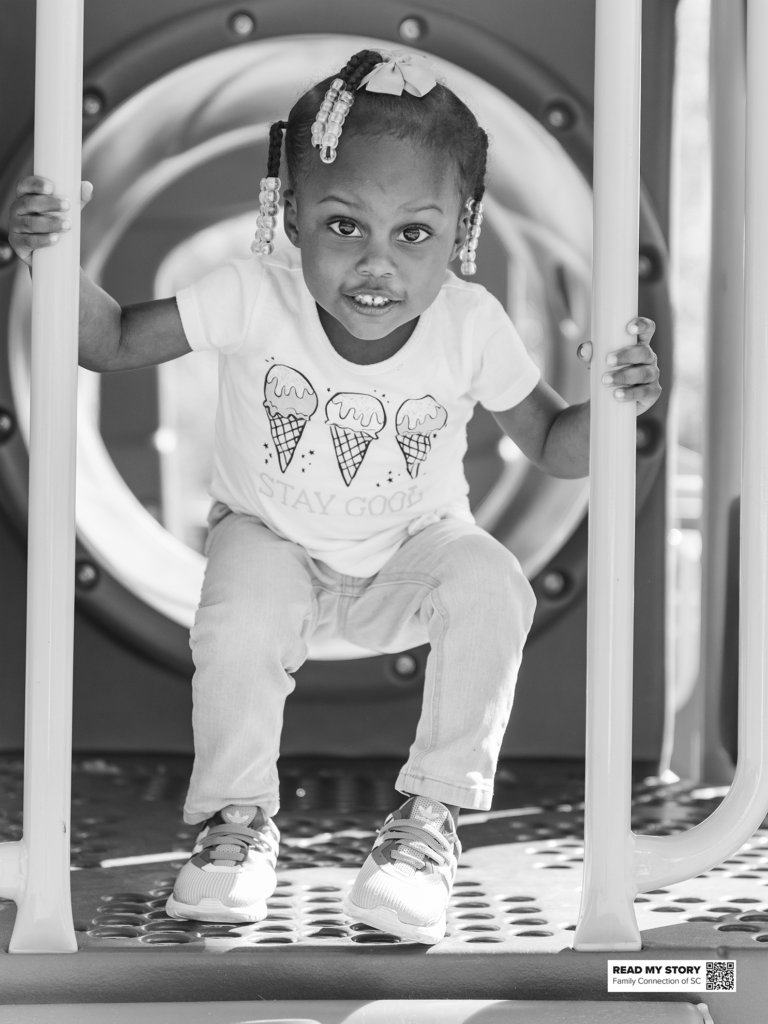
[399,16,426,41]
[636,422,653,451]
[0,409,15,443]
[393,653,418,677]
[638,245,663,283]
[0,235,14,267]
[544,102,576,132]
[638,254,653,280]
[540,570,567,597]
[82,92,104,118]
[76,561,99,589]
[229,11,255,36]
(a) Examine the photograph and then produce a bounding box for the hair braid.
[267,120,288,179]
[473,128,489,204]
[338,50,384,91]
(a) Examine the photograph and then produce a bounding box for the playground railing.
[575,0,768,950]
[0,0,82,952]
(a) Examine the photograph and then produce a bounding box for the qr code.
[706,960,735,991]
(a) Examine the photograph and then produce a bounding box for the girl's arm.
[493,317,661,479]
[78,273,191,372]
[9,176,192,373]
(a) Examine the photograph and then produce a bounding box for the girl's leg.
[344,519,536,811]
[183,508,316,824]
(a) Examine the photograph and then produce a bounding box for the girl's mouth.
[345,292,401,315]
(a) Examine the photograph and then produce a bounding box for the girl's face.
[283,134,468,355]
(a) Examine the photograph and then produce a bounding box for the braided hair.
[266,120,288,179]
[266,49,489,209]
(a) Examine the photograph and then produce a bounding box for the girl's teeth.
[354,295,391,307]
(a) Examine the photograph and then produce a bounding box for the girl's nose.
[355,241,396,278]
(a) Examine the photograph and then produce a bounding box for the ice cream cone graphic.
[264,365,318,472]
[326,393,386,486]
[396,396,448,478]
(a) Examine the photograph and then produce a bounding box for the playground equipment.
[3,0,768,1018]
[0,0,673,761]
[0,0,82,954]
[575,0,768,952]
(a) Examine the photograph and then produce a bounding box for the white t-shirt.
[176,247,540,577]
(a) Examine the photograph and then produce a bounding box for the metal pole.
[5,0,83,953]
[695,0,746,785]
[633,0,768,892]
[573,0,642,952]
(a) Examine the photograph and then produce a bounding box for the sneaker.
[343,796,460,944]
[165,804,279,923]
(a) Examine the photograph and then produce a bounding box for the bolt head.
[399,16,425,41]
[230,12,255,36]
[638,254,653,280]
[394,654,418,677]
[76,561,99,589]
[82,92,103,118]
[544,102,575,132]
[636,423,652,450]
[541,570,567,597]
[0,409,14,442]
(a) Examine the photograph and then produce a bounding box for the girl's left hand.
[576,317,661,415]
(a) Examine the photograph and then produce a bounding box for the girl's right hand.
[8,176,93,267]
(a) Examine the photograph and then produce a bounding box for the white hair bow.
[358,53,437,98]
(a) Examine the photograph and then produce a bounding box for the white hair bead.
[460,198,484,276]
[253,174,282,257]
[312,80,356,154]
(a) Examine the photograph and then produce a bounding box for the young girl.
[9,48,661,945]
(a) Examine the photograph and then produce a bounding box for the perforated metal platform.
[0,757,766,1018]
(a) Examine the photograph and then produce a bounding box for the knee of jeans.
[445,533,535,618]
[190,595,311,668]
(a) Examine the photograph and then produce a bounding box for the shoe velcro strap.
[198,823,271,855]
[378,820,453,866]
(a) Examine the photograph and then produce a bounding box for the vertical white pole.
[8,0,83,953]
[738,0,768,857]
[573,0,642,951]
[697,0,746,785]
[632,0,768,889]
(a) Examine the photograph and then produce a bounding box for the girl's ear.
[282,187,300,247]
[449,202,470,264]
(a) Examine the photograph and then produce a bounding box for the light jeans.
[183,502,536,823]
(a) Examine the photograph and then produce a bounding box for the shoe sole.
[342,896,445,945]
[165,894,267,924]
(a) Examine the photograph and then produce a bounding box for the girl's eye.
[329,219,361,237]
[398,226,430,244]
